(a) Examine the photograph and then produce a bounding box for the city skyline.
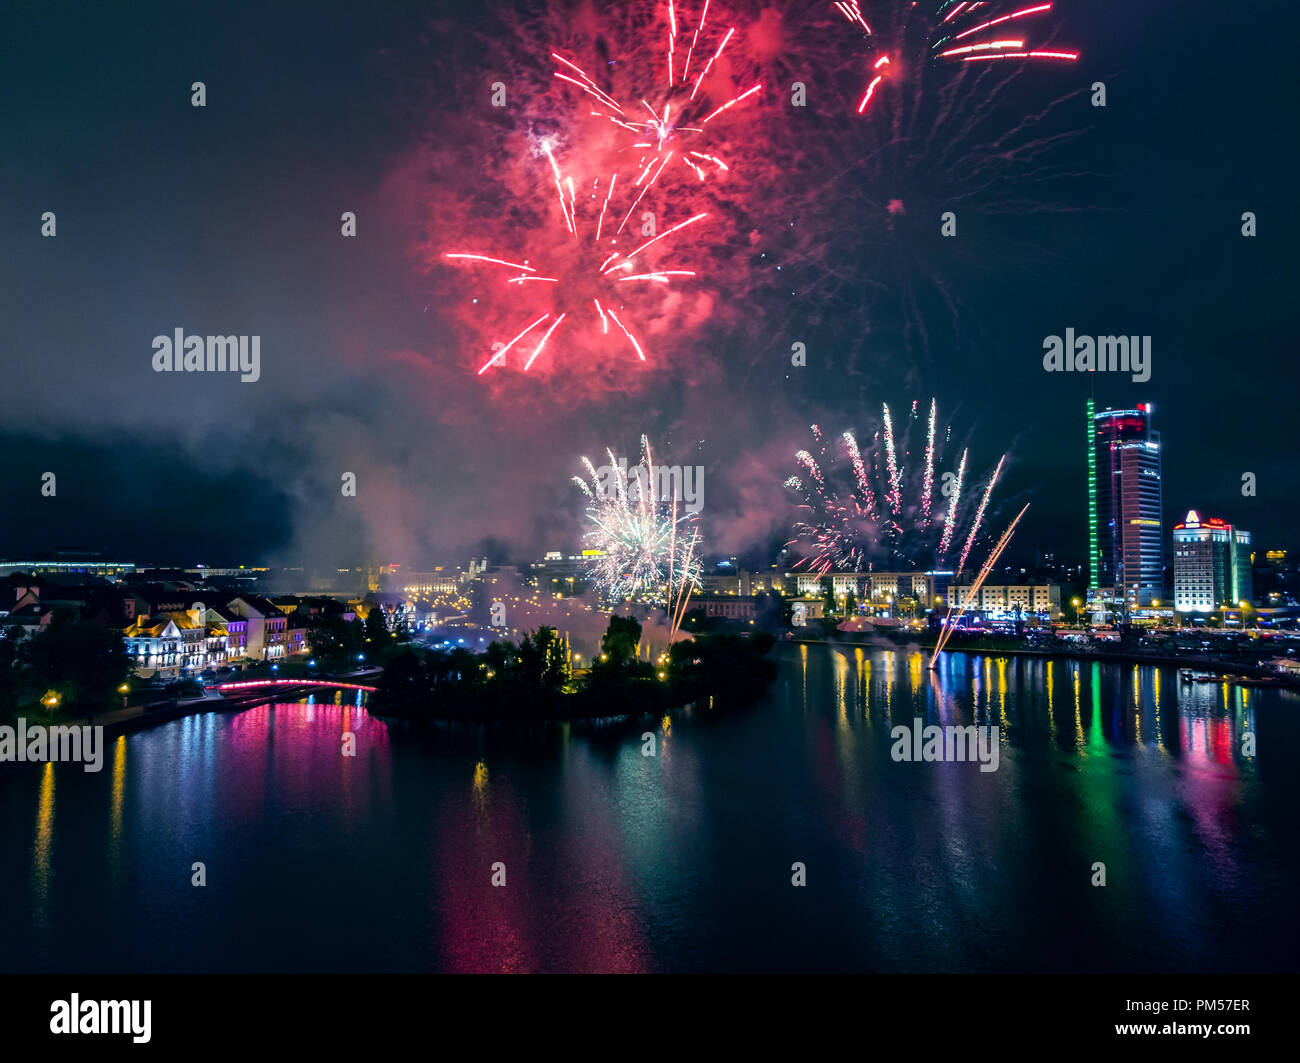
[2,0,1295,571]
[3,0,1297,1002]
[1,392,1280,578]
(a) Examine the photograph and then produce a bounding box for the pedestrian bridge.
[216,678,378,695]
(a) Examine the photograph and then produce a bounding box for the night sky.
[3,0,1295,570]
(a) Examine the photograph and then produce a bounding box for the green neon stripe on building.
[1086,399,1097,592]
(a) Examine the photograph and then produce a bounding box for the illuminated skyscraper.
[1087,403,1163,608]
[1172,511,1253,614]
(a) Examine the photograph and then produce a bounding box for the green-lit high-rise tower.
[1087,402,1163,608]
[1086,399,1098,595]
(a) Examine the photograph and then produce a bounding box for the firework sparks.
[551,2,763,186]
[742,0,1095,363]
[443,143,708,374]
[931,502,1030,665]
[936,447,967,558]
[574,435,703,602]
[834,2,1078,116]
[411,0,820,391]
[409,0,1097,395]
[957,452,1005,575]
[881,402,903,514]
[786,398,1004,574]
[920,396,937,524]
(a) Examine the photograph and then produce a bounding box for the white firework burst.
[573,435,703,602]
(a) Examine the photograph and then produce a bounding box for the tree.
[598,615,642,670]
[347,617,366,651]
[820,577,837,617]
[22,611,133,711]
[307,613,365,665]
[518,626,570,692]
[0,627,20,716]
[376,649,426,711]
[428,647,479,686]
[364,605,390,644]
[755,590,793,629]
[484,640,514,678]
[844,590,858,616]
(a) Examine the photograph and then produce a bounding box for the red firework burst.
[443,140,709,374]
[834,2,1079,114]
[551,1,764,184]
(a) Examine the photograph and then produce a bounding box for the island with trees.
[370,615,778,721]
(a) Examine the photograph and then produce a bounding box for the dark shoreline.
[366,668,776,724]
[368,697,697,725]
[0,678,737,771]
[3,640,1293,778]
[783,634,1300,689]
[0,681,367,771]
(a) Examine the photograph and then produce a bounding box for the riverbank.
[4,634,1290,771]
[783,633,1300,689]
[0,680,376,777]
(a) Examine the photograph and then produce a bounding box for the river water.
[2,644,1296,972]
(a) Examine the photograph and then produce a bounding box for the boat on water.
[1179,669,1222,683]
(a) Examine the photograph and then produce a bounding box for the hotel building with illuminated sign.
[1172,511,1252,614]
